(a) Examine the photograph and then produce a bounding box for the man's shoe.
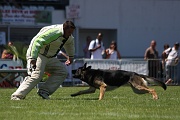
[37,90,50,99]
[11,96,22,100]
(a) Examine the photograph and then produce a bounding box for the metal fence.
[62,58,180,86]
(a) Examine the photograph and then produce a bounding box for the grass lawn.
[0,86,180,120]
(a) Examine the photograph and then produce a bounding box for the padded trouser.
[11,54,67,98]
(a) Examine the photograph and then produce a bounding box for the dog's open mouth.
[72,70,76,74]
[72,74,80,78]
[72,70,79,78]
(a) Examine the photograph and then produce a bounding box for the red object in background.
[45,72,51,76]
[0,81,14,88]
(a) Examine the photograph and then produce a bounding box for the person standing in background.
[161,44,170,68]
[144,40,159,78]
[159,44,170,78]
[88,33,105,59]
[105,40,121,59]
[83,36,91,58]
[165,42,179,85]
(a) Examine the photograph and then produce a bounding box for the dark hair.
[164,44,169,50]
[98,33,103,37]
[110,41,117,50]
[63,20,76,29]
[175,42,179,46]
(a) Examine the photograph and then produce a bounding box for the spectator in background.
[161,44,170,66]
[1,41,14,59]
[160,44,170,78]
[144,40,159,78]
[0,44,5,57]
[88,33,105,59]
[165,42,179,85]
[0,41,16,88]
[105,40,121,59]
[83,36,91,58]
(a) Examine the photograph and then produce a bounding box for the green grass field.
[0,86,180,120]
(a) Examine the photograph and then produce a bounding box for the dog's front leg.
[71,86,96,97]
[93,80,107,100]
[98,83,107,100]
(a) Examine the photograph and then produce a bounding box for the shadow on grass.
[54,97,98,101]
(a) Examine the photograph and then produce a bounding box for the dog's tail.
[139,74,167,90]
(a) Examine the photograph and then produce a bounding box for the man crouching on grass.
[11,21,76,100]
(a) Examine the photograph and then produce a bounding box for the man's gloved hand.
[30,59,37,70]
[27,59,36,76]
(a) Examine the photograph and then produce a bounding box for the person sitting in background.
[0,41,16,88]
[165,42,179,85]
[105,41,121,59]
[1,41,14,59]
[0,44,5,58]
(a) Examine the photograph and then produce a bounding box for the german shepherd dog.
[71,63,167,100]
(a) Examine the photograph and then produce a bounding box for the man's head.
[174,42,179,50]
[164,44,169,50]
[97,33,103,41]
[63,21,76,38]
[110,41,117,50]
[150,40,156,49]
[8,41,13,46]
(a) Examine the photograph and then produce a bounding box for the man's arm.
[59,51,69,59]
[144,48,149,60]
[29,28,62,60]
[63,36,75,65]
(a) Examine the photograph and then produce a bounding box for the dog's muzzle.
[72,70,76,74]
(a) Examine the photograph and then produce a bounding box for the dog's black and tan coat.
[71,63,167,100]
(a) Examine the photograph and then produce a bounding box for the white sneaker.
[37,91,50,99]
[11,96,21,100]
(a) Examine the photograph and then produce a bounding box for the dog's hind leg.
[129,75,158,100]
[149,89,158,100]
[130,85,158,100]
[71,86,96,97]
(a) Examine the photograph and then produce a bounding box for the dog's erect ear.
[83,63,87,69]
[87,66,92,69]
